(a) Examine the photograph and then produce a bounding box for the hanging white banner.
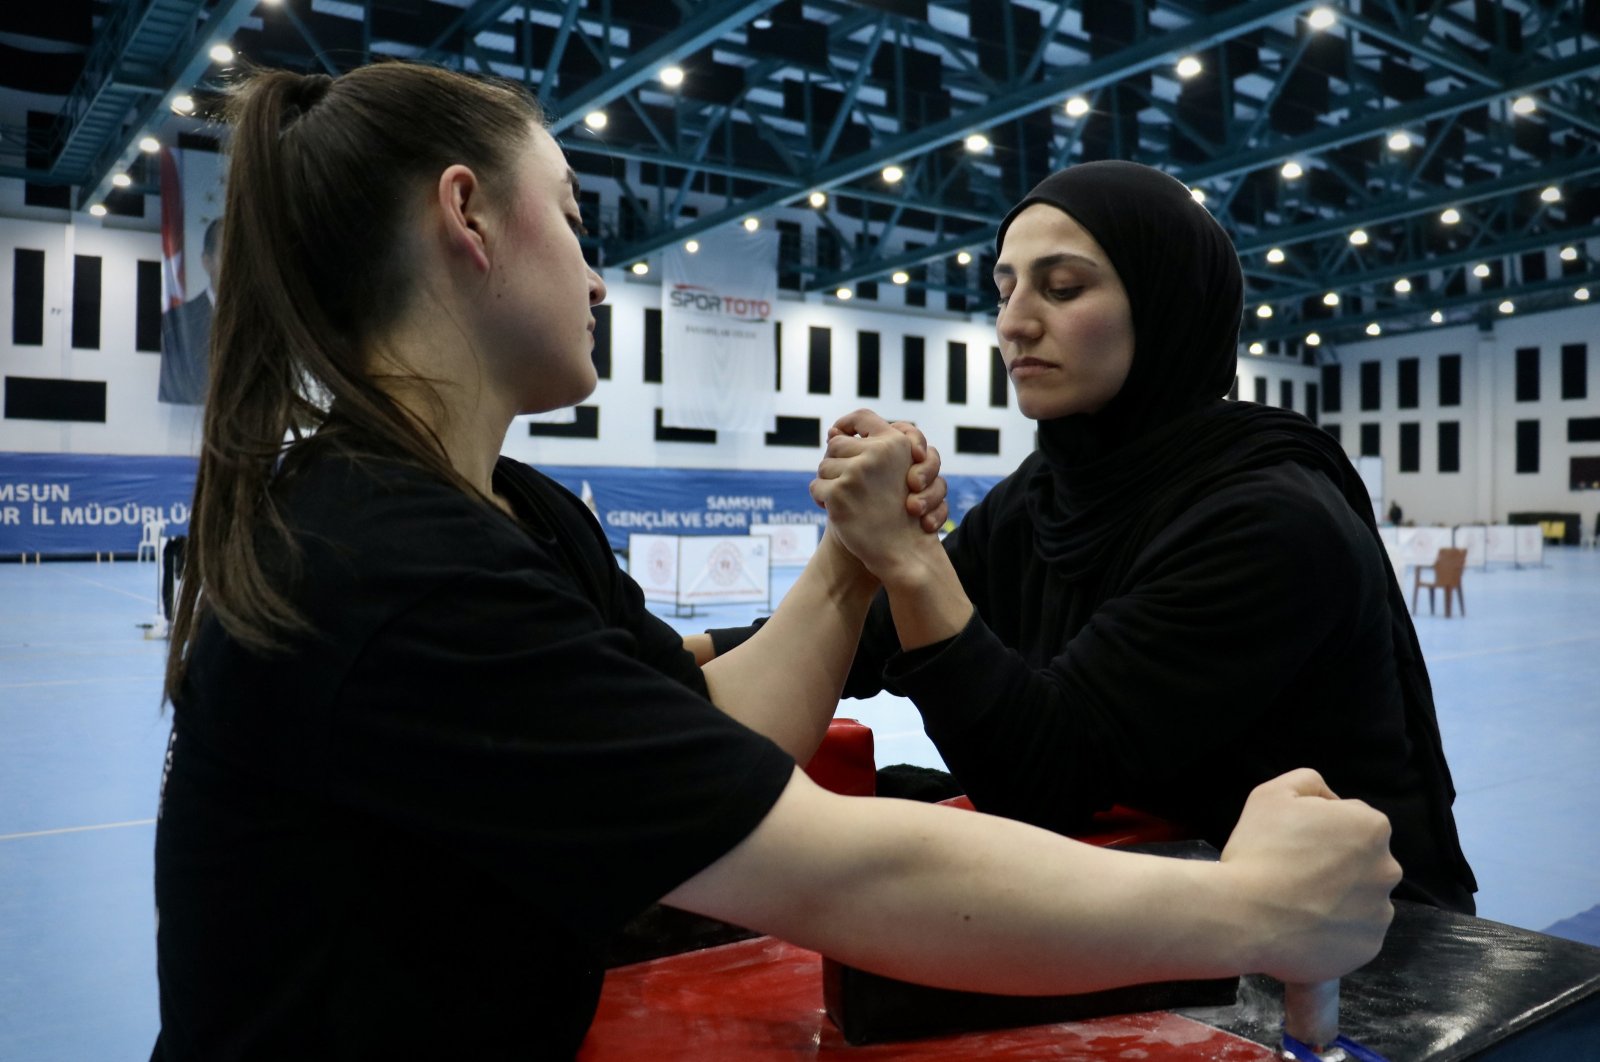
[661,228,779,433]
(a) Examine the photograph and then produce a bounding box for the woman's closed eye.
[1048,286,1085,301]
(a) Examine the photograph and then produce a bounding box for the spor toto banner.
[660,228,779,434]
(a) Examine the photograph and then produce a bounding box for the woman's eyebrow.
[993,252,1100,278]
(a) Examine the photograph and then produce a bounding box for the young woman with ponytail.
[153,62,1400,1059]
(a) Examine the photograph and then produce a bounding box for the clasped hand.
[811,409,949,581]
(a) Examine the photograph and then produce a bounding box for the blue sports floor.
[2,549,1599,1059]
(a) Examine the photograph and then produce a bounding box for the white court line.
[1428,632,1600,662]
[0,675,160,689]
[53,570,157,604]
[0,818,156,843]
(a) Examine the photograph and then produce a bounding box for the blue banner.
[0,453,198,556]
[0,453,1006,558]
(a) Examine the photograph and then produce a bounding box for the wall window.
[1399,422,1420,472]
[1321,364,1342,412]
[1360,422,1380,457]
[1561,343,1588,400]
[1438,353,1461,407]
[808,326,832,394]
[1515,419,1539,473]
[1359,361,1380,411]
[1515,346,1540,402]
[857,331,881,399]
[947,341,968,404]
[1397,357,1419,409]
[902,335,925,401]
[1438,421,1460,473]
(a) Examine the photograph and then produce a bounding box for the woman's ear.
[436,164,491,274]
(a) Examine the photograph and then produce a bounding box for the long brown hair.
[164,62,542,704]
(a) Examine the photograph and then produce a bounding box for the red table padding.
[580,936,1276,1060]
[802,718,876,797]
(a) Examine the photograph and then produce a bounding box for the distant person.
[158,218,220,405]
[1387,500,1403,525]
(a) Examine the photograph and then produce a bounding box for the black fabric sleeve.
[329,561,796,936]
[883,478,1358,833]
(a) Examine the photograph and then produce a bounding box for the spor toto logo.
[669,284,772,321]
[707,542,743,586]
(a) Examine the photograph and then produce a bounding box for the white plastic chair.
[137,518,166,562]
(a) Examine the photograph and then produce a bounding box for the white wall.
[1317,302,1600,530]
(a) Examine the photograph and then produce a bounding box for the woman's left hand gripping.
[812,409,949,580]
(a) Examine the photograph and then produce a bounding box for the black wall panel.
[71,255,101,349]
[135,260,162,352]
[954,426,1000,455]
[5,376,107,422]
[527,405,600,438]
[12,248,44,345]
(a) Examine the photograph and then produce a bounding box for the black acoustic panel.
[1306,382,1319,423]
[773,320,783,389]
[808,325,832,395]
[1439,421,1461,473]
[12,247,45,345]
[643,308,662,383]
[653,408,716,444]
[1515,419,1539,472]
[1562,343,1588,400]
[1253,377,1267,404]
[590,304,611,379]
[954,426,1000,455]
[1400,422,1421,472]
[71,255,101,350]
[1360,360,1381,411]
[857,331,881,399]
[1321,364,1342,412]
[1515,346,1540,402]
[902,335,925,401]
[989,346,1007,408]
[136,260,162,352]
[527,405,599,438]
[1398,358,1419,409]
[1439,354,1462,407]
[1324,422,1342,446]
[5,376,107,422]
[1568,417,1600,443]
[765,415,822,448]
[1279,379,1293,410]
[1360,422,1380,457]
[946,341,967,404]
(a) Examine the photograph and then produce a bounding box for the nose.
[588,266,607,306]
[996,290,1042,346]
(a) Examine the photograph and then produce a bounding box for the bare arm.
[667,766,1400,993]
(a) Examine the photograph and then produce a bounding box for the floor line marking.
[55,570,158,604]
[0,819,156,843]
[0,675,160,689]
[1428,632,1600,662]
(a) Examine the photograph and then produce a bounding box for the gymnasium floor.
[2,547,1598,1059]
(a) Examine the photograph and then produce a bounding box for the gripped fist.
[826,410,948,534]
[1218,768,1401,984]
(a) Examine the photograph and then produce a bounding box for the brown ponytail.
[164,62,542,705]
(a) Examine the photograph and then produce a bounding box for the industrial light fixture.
[1065,96,1090,118]
[1387,131,1412,152]
[138,136,160,153]
[964,133,989,153]
[1430,310,1444,323]
[1473,263,1491,278]
[1323,292,1340,306]
[1349,229,1369,246]
[209,43,235,64]
[808,191,827,208]
[1512,96,1537,116]
[1281,160,1303,179]
[891,271,910,285]
[882,164,904,183]
[630,262,649,276]
[1366,322,1382,336]
[171,95,196,114]
[684,240,700,254]
[1176,56,1203,79]
[1248,342,1264,355]
[1190,187,1207,204]
[956,251,972,266]
[112,173,132,188]
[1541,186,1561,203]
[1305,332,1322,346]
[1499,300,1515,314]
[1308,7,1337,30]
[836,287,853,300]
[88,204,107,217]
[752,16,773,29]
[743,217,760,232]
[660,66,684,87]
[1440,208,1461,224]
[584,110,607,130]
[1577,288,1592,302]
[1256,304,1273,318]
[1266,247,1286,264]
[1560,246,1579,261]
[1394,278,1412,293]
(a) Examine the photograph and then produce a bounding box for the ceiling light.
[684,240,699,254]
[1394,278,1412,293]
[1541,186,1561,203]
[660,66,684,87]
[138,136,160,153]
[742,217,760,232]
[1323,292,1340,306]
[1499,300,1515,314]
[882,164,904,183]
[956,251,972,266]
[808,191,827,208]
[1305,332,1322,346]
[1190,187,1207,204]
[891,271,910,285]
[1512,96,1537,116]
[209,43,235,64]
[1577,288,1592,301]
[1430,310,1444,324]
[1366,322,1382,336]
[836,287,853,300]
[1440,208,1461,224]
[630,262,648,276]
[112,173,132,188]
[1349,229,1369,246]
[1560,246,1578,261]
[1266,247,1286,264]
[583,110,607,130]
[964,133,989,153]
[1176,56,1203,79]
[171,95,195,114]
[1248,342,1265,355]
[1473,263,1491,278]
[1308,7,1337,30]
[1065,96,1090,118]
[1387,131,1412,152]
[88,204,107,217]
[752,16,773,29]
[1256,304,1273,318]
[1281,160,1303,179]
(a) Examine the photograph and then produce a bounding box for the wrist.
[817,526,882,600]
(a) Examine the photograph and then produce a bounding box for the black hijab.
[995,162,1475,902]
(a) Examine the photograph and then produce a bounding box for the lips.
[1009,356,1055,377]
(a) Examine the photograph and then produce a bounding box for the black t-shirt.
[152,444,794,1060]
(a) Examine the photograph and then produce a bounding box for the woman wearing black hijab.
[772,161,1476,913]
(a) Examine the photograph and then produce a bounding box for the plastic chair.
[1412,547,1467,617]
[136,518,166,563]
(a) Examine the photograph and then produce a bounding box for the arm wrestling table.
[581,721,1600,1060]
